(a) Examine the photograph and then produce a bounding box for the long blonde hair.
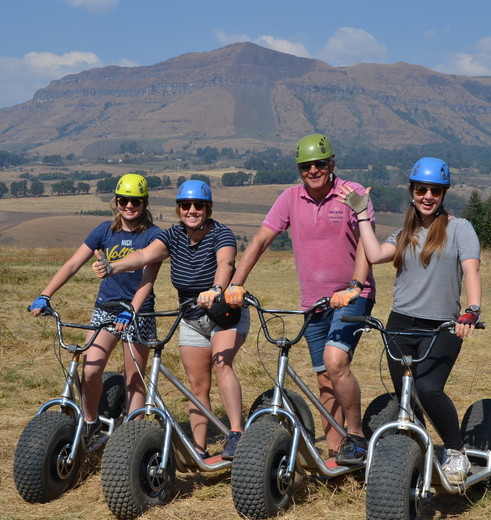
[109,197,154,233]
[393,187,449,269]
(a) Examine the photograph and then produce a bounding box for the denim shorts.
[178,306,250,347]
[90,307,157,343]
[303,297,374,372]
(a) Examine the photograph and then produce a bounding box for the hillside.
[1,42,491,157]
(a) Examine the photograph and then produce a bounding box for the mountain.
[1,42,491,158]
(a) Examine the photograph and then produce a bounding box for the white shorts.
[178,307,250,347]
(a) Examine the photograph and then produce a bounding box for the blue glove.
[29,295,50,312]
[114,310,132,326]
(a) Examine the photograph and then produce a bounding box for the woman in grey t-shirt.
[339,157,482,485]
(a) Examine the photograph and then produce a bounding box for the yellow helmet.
[115,174,148,198]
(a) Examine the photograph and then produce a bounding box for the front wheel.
[13,411,83,503]
[101,420,175,520]
[232,418,294,519]
[366,435,424,520]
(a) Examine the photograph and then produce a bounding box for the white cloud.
[0,51,138,108]
[214,30,310,58]
[317,27,387,66]
[62,0,119,14]
[435,36,491,76]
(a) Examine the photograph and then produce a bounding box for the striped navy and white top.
[156,219,237,318]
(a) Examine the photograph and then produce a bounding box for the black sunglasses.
[413,185,444,197]
[179,201,206,211]
[298,160,329,173]
[117,197,143,207]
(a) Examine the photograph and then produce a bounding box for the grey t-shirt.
[385,217,480,320]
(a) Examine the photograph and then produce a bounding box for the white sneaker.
[442,448,471,484]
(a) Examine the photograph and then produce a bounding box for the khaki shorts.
[178,307,250,347]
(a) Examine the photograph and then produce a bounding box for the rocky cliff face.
[1,42,491,157]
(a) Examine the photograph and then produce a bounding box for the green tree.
[462,191,491,247]
[29,180,45,197]
[0,182,8,198]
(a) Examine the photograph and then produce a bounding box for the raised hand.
[92,250,112,278]
[338,185,371,215]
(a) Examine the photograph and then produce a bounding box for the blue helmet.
[409,157,450,186]
[176,180,212,202]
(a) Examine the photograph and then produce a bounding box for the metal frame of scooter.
[113,300,233,474]
[243,293,365,479]
[343,315,491,498]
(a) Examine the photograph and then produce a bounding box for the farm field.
[1,246,489,520]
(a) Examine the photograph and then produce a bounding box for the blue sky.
[1,0,491,108]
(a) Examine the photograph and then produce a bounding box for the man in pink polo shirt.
[225,134,375,464]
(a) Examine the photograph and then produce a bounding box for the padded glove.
[29,295,50,312]
[224,284,247,305]
[342,190,370,215]
[114,310,132,326]
[330,288,360,308]
[457,312,480,326]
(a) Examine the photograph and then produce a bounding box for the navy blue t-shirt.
[84,221,161,311]
[157,220,236,318]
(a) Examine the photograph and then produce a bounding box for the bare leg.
[323,345,363,437]
[123,341,150,417]
[180,346,213,452]
[211,329,244,432]
[316,370,345,454]
[82,329,118,422]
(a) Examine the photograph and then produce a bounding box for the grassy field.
[1,246,489,520]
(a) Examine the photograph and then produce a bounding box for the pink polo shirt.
[262,177,376,309]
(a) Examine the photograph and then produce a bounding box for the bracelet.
[211,284,222,292]
[229,283,243,287]
[357,218,371,223]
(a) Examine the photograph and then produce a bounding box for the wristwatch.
[211,284,223,292]
[349,279,364,291]
[465,305,481,315]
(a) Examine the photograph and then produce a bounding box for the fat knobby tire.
[101,420,175,520]
[362,392,400,439]
[248,387,315,442]
[232,418,294,519]
[366,434,423,520]
[13,411,83,503]
[98,371,125,419]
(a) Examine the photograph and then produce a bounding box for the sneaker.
[442,448,471,484]
[222,431,242,460]
[83,418,102,445]
[335,434,368,465]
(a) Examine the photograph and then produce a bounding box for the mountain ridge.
[1,42,491,157]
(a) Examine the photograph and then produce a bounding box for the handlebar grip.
[340,315,368,323]
[476,321,486,329]
[102,301,134,312]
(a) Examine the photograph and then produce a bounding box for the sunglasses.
[298,160,329,173]
[117,197,143,207]
[179,201,206,211]
[413,185,444,197]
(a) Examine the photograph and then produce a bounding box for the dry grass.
[1,248,490,520]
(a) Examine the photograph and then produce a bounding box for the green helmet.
[295,134,335,164]
[115,174,148,198]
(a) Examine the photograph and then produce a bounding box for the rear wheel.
[232,418,294,519]
[248,388,315,441]
[362,392,399,439]
[98,371,125,419]
[366,434,424,520]
[101,420,175,520]
[14,411,83,503]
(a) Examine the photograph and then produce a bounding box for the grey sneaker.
[222,431,242,460]
[442,448,471,484]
